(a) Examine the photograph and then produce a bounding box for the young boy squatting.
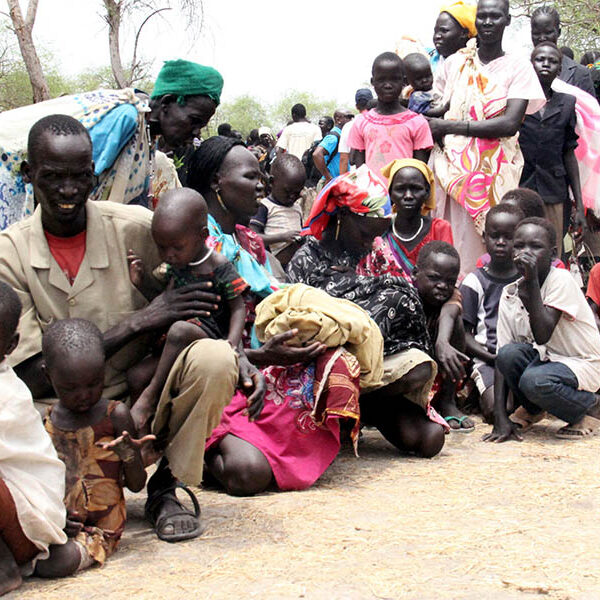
[485,218,600,442]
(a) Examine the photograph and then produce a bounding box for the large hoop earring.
[215,190,229,213]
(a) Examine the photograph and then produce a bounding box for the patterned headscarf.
[440,1,478,38]
[381,158,436,215]
[151,60,224,106]
[303,165,391,239]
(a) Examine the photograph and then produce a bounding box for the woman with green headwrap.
[0,59,223,228]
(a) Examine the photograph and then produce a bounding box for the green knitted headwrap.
[151,59,224,106]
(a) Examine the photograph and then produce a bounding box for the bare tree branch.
[24,0,38,28]
[131,7,171,77]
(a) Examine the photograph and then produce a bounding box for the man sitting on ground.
[0,114,263,544]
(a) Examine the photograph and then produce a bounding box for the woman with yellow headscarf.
[379,159,453,279]
[429,1,477,72]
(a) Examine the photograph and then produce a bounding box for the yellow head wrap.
[440,1,478,38]
[381,158,436,215]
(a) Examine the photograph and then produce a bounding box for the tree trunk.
[6,0,50,103]
[104,0,128,88]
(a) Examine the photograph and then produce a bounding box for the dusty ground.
[12,417,600,600]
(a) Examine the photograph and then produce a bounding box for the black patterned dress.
[287,237,432,356]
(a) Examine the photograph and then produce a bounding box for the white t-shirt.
[0,360,67,573]
[276,121,322,159]
[338,120,354,154]
[497,268,600,391]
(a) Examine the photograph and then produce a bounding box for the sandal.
[555,415,600,439]
[510,406,547,432]
[444,415,475,433]
[145,482,204,543]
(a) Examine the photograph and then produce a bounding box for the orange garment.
[44,230,86,285]
[45,401,126,565]
[586,263,600,306]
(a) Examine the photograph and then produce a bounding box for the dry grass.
[11,418,600,600]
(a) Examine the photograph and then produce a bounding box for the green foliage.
[212,94,270,137]
[212,90,339,138]
[512,0,600,56]
[270,90,338,131]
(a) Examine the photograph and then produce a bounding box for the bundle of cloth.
[254,282,385,389]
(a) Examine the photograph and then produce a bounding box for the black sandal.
[145,482,204,542]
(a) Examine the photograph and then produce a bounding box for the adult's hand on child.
[139,279,220,330]
[435,340,469,382]
[250,329,327,366]
[482,416,523,443]
[237,352,265,421]
[426,118,447,146]
[96,430,156,462]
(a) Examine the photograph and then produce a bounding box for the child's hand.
[435,340,470,382]
[127,249,144,289]
[96,430,156,463]
[482,415,523,443]
[514,249,538,282]
[283,230,301,244]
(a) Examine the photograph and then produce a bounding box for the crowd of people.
[1,0,600,594]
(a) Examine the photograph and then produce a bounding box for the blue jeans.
[496,343,596,424]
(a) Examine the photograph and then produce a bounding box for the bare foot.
[130,388,159,436]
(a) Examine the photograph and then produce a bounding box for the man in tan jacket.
[0,114,264,543]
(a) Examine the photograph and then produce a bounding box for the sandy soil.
[12,417,600,600]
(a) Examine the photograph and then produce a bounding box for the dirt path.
[13,418,600,600]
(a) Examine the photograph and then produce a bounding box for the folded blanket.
[255,283,384,389]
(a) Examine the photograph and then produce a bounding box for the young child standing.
[485,218,600,442]
[249,154,306,267]
[413,241,474,431]
[127,188,249,432]
[519,42,585,257]
[460,205,524,422]
[42,318,151,569]
[348,52,434,182]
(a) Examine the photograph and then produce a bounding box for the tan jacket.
[0,200,161,398]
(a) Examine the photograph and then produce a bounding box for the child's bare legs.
[131,321,208,435]
[434,321,475,430]
[205,435,273,496]
[361,363,445,458]
[34,541,81,578]
[479,387,495,424]
[127,355,160,403]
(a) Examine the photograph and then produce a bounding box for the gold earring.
[335,216,341,240]
[215,190,229,213]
